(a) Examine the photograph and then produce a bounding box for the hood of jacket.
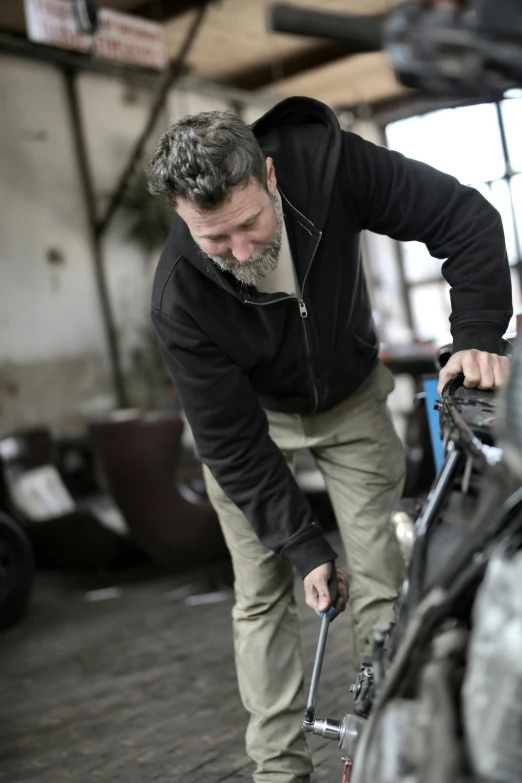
[168,96,342,299]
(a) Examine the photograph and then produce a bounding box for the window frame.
[382,100,522,342]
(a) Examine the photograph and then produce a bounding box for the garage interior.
[0,2,521,782]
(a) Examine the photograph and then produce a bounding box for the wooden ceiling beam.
[222,42,354,91]
[130,0,208,22]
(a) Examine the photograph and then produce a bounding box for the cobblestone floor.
[0,534,356,782]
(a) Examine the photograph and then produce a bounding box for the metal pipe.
[407,444,461,610]
[416,445,461,539]
[304,614,331,725]
[269,4,383,51]
[63,68,127,407]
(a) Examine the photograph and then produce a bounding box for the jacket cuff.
[452,325,505,355]
[284,534,338,579]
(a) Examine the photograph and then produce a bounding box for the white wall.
[0,58,107,365]
[0,56,241,436]
[0,57,117,433]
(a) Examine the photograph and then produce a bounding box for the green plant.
[121,168,173,254]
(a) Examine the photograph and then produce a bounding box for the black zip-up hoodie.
[151,97,512,578]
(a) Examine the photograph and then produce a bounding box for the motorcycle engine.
[462,547,522,783]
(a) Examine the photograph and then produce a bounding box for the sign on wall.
[24,0,168,71]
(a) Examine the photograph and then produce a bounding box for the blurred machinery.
[269,1,522,98]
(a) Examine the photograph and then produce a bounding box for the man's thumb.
[317,586,330,612]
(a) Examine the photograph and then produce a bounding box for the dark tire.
[0,512,34,630]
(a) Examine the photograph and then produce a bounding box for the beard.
[197,191,284,288]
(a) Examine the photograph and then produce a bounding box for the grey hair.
[148,110,267,211]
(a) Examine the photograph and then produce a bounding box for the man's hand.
[437,349,510,396]
[303,562,349,616]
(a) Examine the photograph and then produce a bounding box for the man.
[149,97,512,783]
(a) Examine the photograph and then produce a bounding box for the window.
[386,99,522,342]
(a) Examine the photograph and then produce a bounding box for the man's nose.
[232,240,254,263]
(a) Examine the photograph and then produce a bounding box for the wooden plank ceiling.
[0,0,408,109]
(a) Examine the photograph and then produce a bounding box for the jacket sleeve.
[342,131,513,354]
[151,305,337,578]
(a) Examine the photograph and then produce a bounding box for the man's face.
[176,159,283,287]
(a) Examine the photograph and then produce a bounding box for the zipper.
[295,230,322,413]
[244,223,323,413]
[299,317,318,410]
[295,275,318,412]
[301,230,322,296]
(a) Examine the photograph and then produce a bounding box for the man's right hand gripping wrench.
[304,561,349,617]
[303,563,349,729]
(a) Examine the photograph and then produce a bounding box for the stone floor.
[0,534,356,783]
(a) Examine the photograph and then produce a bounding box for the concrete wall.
[0,55,238,436]
[0,57,114,435]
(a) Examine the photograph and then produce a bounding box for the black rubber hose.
[268,3,383,52]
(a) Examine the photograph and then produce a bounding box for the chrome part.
[390,510,416,567]
[304,613,331,724]
[338,713,365,758]
[461,455,473,494]
[482,444,504,467]
[303,713,364,760]
[304,716,342,740]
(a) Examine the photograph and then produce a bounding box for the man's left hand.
[437,349,510,396]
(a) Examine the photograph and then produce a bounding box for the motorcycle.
[304,336,522,783]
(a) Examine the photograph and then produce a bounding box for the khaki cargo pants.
[203,362,406,783]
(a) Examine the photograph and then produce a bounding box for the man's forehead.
[179,181,266,233]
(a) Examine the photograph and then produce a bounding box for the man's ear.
[266,157,277,194]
